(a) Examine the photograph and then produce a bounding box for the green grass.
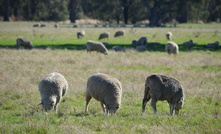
[0,22,220,51]
[0,48,220,133]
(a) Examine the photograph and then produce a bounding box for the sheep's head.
[105,104,120,116]
[39,96,56,112]
[175,99,184,114]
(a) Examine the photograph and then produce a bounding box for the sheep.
[85,73,122,115]
[38,72,68,113]
[182,40,198,47]
[86,40,108,55]
[166,32,172,40]
[114,30,125,38]
[16,38,33,49]
[165,41,179,55]
[77,30,85,39]
[132,40,138,47]
[98,32,110,40]
[142,74,184,116]
[136,45,147,52]
[54,24,59,28]
[33,23,40,27]
[137,37,147,46]
[112,46,125,52]
[40,24,46,27]
[206,41,220,49]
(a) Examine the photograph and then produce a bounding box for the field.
[0,22,221,134]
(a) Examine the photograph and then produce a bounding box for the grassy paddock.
[0,48,220,133]
[0,22,220,51]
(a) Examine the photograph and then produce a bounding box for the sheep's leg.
[151,98,158,115]
[85,93,92,113]
[100,102,105,113]
[170,103,176,116]
[142,94,151,115]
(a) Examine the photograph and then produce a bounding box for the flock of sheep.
[39,72,184,116]
[16,30,220,55]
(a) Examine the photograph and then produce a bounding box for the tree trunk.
[4,0,10,21]
[69,0,76,23]
[122,0,129,24]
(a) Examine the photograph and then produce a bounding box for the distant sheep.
[98,32,110,40]
[86,40,108,55]
[33,23,40,27]
[77,30,85,39]
[16,38,33,49]
[166,32,172,40]
[137,37,147,46]
[38,72,68,113]
[40,24,46,27]
[136,45,147,52]
[85,73,122,115]
[54,24,59,28]
[132,40,138,47]
[114,30,125,37]
[182,40,198,47]
[112,46,125,52]
[165,41,179,55]
[206,41,220,49]
[142,74,184,116]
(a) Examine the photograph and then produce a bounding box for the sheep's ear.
[39,102,43,105]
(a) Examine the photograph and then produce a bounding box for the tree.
[141,0,178,26]
[3,0,10,21]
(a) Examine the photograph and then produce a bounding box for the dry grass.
[0,49,220,133]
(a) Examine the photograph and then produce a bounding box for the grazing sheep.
[16,38,33,49]
[137,37,147,46]
[132,40,138,47]
[40,24,46,27]
[102,42,110,48]
[98,32,110,40]
[112,46,125,52]
[38,72,68,113]
[85,73,122,115]
[206,41,220,49]
[33,23,40,27]
[54,24,59,28]
[77,30,85,39]
[86,40,108,55]
[136,45,147,52]
[142,74,184,116]
[182,40,198,47]
[114,30,125,37]
[165,41,179,55]
[166,32,172,40]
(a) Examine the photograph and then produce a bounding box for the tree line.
[1,0,221,26]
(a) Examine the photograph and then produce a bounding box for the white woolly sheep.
[165,41,179,55]
[77,30,85,39]
[16,38,33,49]
[114,30,125,37]
[98,32,110,40]
[86,40,108,55]
[166,32,172,40]
[85,73,122,115]
[182,40,198,47]
[38,72,68,113]
[206,41,220,49]
[142,74,184,116]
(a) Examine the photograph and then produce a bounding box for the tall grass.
[0,48,220,133]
